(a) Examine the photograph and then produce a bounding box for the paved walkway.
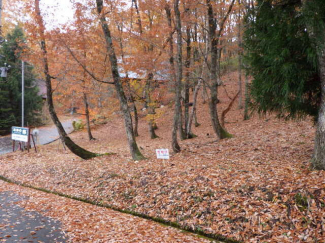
[0,120,74,155]
[0,191,66,242]
[0,181,210,242]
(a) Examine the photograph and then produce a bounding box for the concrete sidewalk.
[0,120,74,155]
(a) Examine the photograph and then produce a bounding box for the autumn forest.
[0,0,324,242]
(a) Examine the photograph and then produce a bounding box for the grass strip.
[0,175,241,243]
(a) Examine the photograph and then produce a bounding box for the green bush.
[72,120,84,131]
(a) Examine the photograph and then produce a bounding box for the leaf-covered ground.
[0,181,210,242]
[0,73,324,242]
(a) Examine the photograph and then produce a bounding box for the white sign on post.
[156,149,170,160]
[11,126,30,142]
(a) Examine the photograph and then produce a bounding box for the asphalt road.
[0,191,67,242]
[0,120,74,155]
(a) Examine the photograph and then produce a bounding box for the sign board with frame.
[11,126,30,142]
[156,148,170,160]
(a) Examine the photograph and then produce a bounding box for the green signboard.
[11,126,29,142]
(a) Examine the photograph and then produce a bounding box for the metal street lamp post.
[22,61,24,127]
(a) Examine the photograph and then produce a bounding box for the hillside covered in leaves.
[0,74,324,242]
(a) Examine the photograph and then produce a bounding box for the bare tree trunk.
[132,99,139,137]
[178,102,186,140]
[165,3,180,150]
[172,0,182,153]
[237,2,243,109]
[184,14,191,138]
[221,90,239,128]
[83,92,94,140]
[96,0,145,160]
[206,0,234,139]
[187,79,201,137]
[243,71,250,120]
[194,109,200,127]
[302,0,325,170]
[82,51,94,141]
[118,22,139,137]
[165,4,176,85]
[34,0,98,159]
[145,75,158,139]
[202,80,208,104]
[127,81,139,137]
[132,0,157,139]
[165,5,177,93]
[312,50,325,170]
[0,0,3,39]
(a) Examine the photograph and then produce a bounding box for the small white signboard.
[156,148,170,160]
[11,126,29,142]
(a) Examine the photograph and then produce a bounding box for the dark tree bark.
[237,1,243,109]
[184,5,192,139]
[96,0,145,160]
[83,92,94,140]
[117,22,139,137]
[243,71,250,120]
[172,0,182,153]
[34,0,98,159]
[221,90,240,128]
[126,80,139,137]
[133,103,139,137]
[77,8,95,141]
[81,51,94,141]
[206,0,235,139]
[186,79,201,137]
[302,0,325,170]
[312,49,325,170]
[145,74,158,139]
[132,1,157,139]
[165,4,177,91]
[132,0,143,35]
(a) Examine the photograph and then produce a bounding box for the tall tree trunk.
[243,71,250,120]
[165,3,176,89]
[206,0,234,139]
[132,0,157,139]
[34,0,98,159]
[184,16,191,138]
[187,79,201,137]
[0,0,2,38]
[172,0,182,153]
[133,103,139,137]
[118,22,139,137]
[96,0,145,160]
[83,92,94,140]
[312,49,325,170]
[126,80,139,137]
[145,74,158,139]
[303,0,325,170]
[206,0,235,139]
[178,101,186,140]
[165,3,181,150]
[82,50,94,140]
[237,2,243,109]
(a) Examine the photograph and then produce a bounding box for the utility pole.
[0,0,2,33]
[0,0,3,42]
[22,61,24,127]
[0,0,4,44]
